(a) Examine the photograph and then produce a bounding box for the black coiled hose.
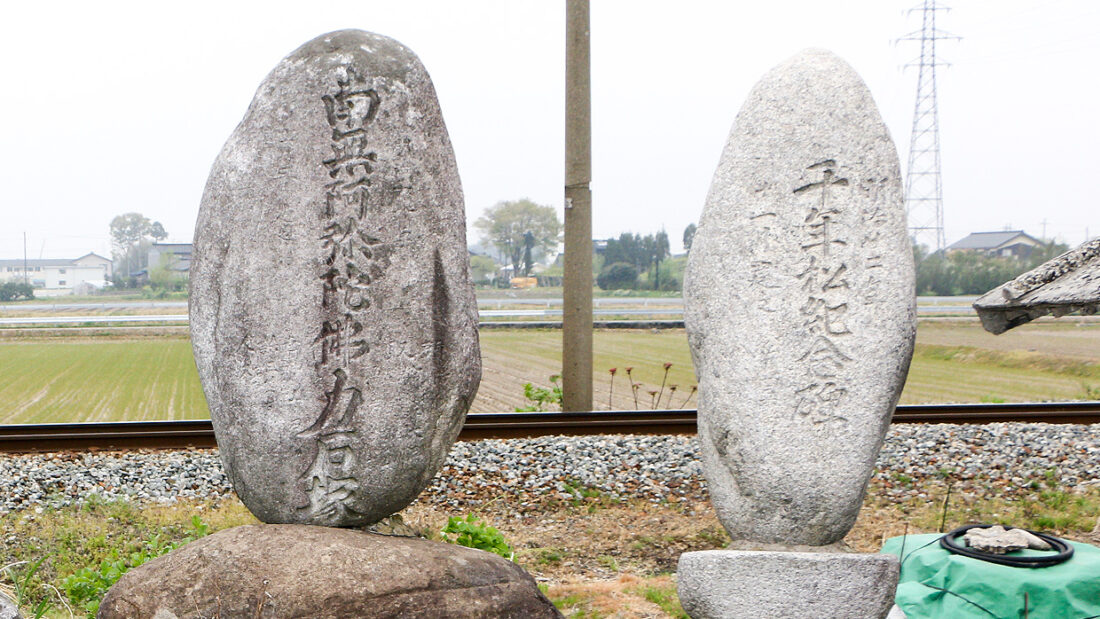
[939,524,1075,568]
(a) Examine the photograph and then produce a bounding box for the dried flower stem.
[608,368,617,411]
[679,385,698,408]
[655,363,672,409]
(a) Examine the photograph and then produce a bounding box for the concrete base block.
[677,550,899,619]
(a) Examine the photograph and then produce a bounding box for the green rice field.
[1,319,1099,424]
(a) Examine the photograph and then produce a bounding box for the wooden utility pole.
[563,0,593,411]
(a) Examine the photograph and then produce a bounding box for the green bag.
[881,533,1100,619]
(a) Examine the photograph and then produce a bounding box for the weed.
[551,592,598,616]
[60,515,210,615]
[562,479,605,507]
[891,473,914,487]
[692,527,729,548]
[515,375,563,412]
[638,583,688,619]
[1080,382,1100,400]
[1,556,54,618]
[597,555,619,572]
[1039,490,1070,511]
[1032,515,1075,531]
[440,514,513,560]
[1044,469,1060,488]
[530,548,564,565]
[980,394,1006,403]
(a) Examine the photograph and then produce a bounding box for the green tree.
[651,230,670,290]
[150,221,168,242]
[110,213,167,285]
[148,253,185,292]
[603,231,669,288]
[604,233,642,268]
[683,223,697,253]
[0,282,34,301]
[1023,240,1070,269]
[469,254,499,286]
[474,199,561,277]
[597,262,639,290]
[913,239,1072,296]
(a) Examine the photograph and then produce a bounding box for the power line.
[898,0,959,253]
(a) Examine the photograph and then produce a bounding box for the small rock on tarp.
[963,525,1051,554]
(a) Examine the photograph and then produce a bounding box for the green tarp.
[881,533,1100,619]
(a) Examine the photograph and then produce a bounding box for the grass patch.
[628,579,689,618]
[915,344,1100,378]
[0,337,207,423]
[3,485,1098,617]
[0,498,257,617]
[4,320,1100,423]
[851,482,1100,552]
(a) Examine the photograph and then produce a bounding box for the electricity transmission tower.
[899,0,958,253]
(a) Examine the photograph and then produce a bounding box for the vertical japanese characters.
[793,159,851,425]
[296,66,390,521]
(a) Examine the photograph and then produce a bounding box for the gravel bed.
[2,423,1098,515]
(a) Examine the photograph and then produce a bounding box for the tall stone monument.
[679,49,916,618]
[189,29,481,528]
[98,29,560,617]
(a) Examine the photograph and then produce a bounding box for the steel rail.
[3,402,1099,453]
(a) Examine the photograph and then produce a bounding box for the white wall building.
[0,252,113,294]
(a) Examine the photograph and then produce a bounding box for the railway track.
[3,402,1099,453]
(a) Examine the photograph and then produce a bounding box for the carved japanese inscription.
[295,68,388,521]
[684,49,915,545]
[793,160,852,426]
[190,29,480,527]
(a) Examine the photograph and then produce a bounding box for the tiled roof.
[947,231,1031,251]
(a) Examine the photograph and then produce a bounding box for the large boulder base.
[684,48,915,545]
[190,29,480,527]
[97,524,562,619]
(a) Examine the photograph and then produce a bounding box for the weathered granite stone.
[190,30,480,527]
[0,591,20,619]
[974,237,1100,334]
[683,49,915,545]
[98,525,562,619]
[963,525,1051,554]
[677,550,899,619]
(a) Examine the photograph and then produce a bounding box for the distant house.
[147,243,193,277]
[0,252,113,293]
[945,230,1044,260]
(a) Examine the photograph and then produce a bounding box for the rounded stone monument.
[190,29,481,527]
[679,48,914,619]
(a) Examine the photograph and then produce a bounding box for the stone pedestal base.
[677,550,899,619]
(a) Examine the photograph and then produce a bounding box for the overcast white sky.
[1,0,1097,260]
